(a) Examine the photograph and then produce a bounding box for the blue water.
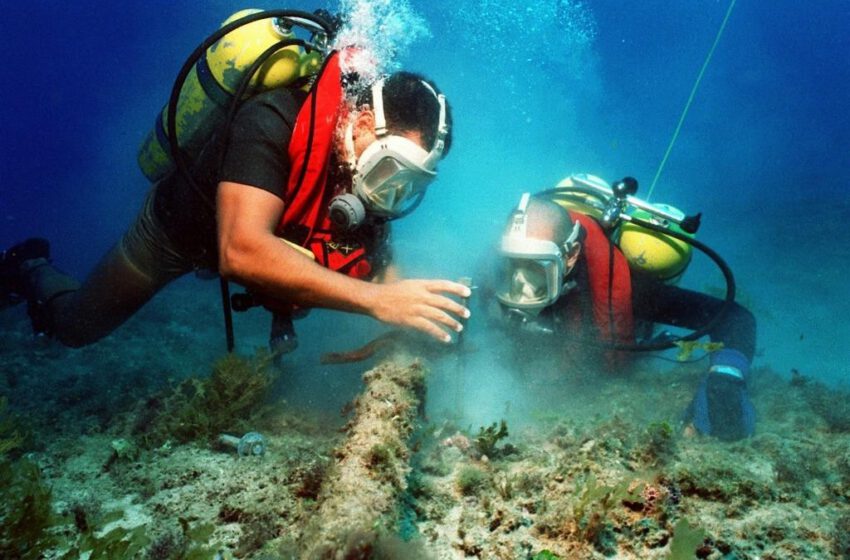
[1,0,848,393]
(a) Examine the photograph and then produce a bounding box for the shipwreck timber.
[300,357,426,559]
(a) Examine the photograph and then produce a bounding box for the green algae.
[457,465,489,496]
[0,458,55,558]
[571,474,633,554]
[673,340,724,361]
[0,452,226,560]
[135,351,276,447]
[667,519,705,560]
[474,419,510,458]
[639,420,678,466]
[0,396,23,459]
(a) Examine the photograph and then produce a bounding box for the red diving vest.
[569,212,635,347]
[275,50,375,280]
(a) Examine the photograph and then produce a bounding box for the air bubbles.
[332,0,431,82]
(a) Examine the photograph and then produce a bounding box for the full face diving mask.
[495,193,581,312]
[346,79,448,218]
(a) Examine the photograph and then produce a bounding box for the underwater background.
[2,0,850,558]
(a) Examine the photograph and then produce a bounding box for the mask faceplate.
[348,79,448,218]
[495,193,581,311]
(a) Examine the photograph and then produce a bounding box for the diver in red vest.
[0,55,470,350]
[492,189,757,441]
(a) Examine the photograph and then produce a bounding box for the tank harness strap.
[195,55,235,108]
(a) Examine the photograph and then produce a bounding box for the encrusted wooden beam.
[300,357,426,559]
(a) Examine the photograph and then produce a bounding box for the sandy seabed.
[1,281,849,560]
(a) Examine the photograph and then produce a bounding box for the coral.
[474,419,510,458]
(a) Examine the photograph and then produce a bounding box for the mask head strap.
[563,214,581,252]
[371,79,389,137]
[369,78,448,169]
[508,192,532,240]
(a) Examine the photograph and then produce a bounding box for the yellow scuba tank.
[617,204,694,282]
[137,9,318,182]
[550,175,607,220]
[548,175,694,282]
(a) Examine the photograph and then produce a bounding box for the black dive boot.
[0,238,50,308]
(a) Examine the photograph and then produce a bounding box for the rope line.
[647,0,738,200]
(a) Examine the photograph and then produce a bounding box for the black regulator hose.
[614,215,736,352]
[535,188,737,352]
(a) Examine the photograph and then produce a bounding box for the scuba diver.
[0,10,470,352]
[491,174,757,441]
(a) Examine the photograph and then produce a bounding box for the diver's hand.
[367,280,471,343]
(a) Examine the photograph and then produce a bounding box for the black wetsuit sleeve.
[633,282,757,361]
[217,88,305,197]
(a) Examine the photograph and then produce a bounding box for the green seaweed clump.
[63,524,151,559]
[474,419,509,458]
[532,550,561,560]
[137,352,275,446]
[0,396,24,459]
[640,421,677,466]
[571,474,631,555]
[64,516,221,559]
[368,441,404,482]
[0,458,55,557]
[456,465,488,496]
[667,518,706,560]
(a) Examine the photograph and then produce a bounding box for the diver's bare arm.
[216,182,470,342]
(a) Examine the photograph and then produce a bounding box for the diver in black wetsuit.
[491,183,756,441]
